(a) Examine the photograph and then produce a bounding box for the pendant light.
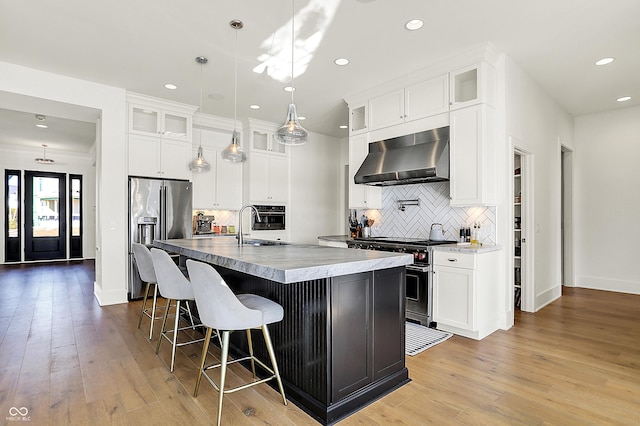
[189,56,212,172]
[35,144,54,164]
[275,0,308,146]
[221,19,247,163]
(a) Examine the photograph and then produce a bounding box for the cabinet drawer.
[434,251,476,269]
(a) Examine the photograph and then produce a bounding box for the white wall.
[288,131,344,244]
[0,61,128,305]
[0,145,96,261]
[504,57,575,312]
[574,106,640,294]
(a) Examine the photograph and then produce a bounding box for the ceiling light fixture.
[334,58,350,66]
[221,19,247,163]
[405,19,424,31]
[595,57,615,66]
[164,83,178,90]
[275,0,308,146]
[250,104,260,110]
[35,144,54,164]
[616,96,631,102]
[36,124,48,129]
[189,56,212,172]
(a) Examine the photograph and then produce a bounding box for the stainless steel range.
[347,237,457,327]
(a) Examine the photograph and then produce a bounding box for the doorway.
[561,145,574,287]
[24,170,67,260]
[512,143,534,313]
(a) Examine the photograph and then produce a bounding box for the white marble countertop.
[155,237,413,284]
[433,243,502,254]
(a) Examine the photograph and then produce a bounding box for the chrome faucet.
[237,205,261,245]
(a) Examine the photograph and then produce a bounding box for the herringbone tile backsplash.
[357,182,496,244]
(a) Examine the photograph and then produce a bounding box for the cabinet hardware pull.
[448,258,457,262]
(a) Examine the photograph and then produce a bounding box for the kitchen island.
[154,237,413,425]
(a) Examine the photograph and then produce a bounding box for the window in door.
[70,174,82,258]
[24,171,67,260]
[5,170,21,262]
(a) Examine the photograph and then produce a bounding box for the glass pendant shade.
[221,131,247,163]
[189,146,211,172]
[276,103,308,146]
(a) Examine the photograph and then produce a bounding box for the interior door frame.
[24,170,67,261]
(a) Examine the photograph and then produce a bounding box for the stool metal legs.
[193,326,287,426]
[138,281,163,339]
[156,299,205,372]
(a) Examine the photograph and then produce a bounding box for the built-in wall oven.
[347,237,456,327]
[252,205,285,231]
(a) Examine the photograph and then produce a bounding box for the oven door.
[405,264,432,327]
[252,205,286,231]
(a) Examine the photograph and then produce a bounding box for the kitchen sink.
[243,239,288,247]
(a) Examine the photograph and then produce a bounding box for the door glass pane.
[7,174,18,237]
[32,177,60,237]
[71,178,81,236]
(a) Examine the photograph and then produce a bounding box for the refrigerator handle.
[160,186,167,240]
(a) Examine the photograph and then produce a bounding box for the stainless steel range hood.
[354,126,449,186]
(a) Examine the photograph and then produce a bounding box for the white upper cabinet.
[250,128,286,155]
[449,104,497,206]
[369,90,404,130]
[348,133,382,209]
[449,62,496,110]
[128,134,191,180]
[405,75,450,121]
[244,119,290,205]
[126,93,197,180]
[349,103,368,135]
[367,74,449,132]
[191,146,242,210]
[128,104,193,142]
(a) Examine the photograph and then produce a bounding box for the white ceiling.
[1,0,638,152]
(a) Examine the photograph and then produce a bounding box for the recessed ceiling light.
[298,116,306,121]
[334,58,350,66]
[595,57,615,66]
[164,83,177,90]
[250,104,260,110]
[36,124,48,128]
[284,86,295,92]
[339,125,348,129]
[617,96,631,102]
[405,19,424,31]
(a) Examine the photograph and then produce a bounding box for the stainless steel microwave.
[252,205,285,231]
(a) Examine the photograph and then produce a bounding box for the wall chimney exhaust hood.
[354,126,449,186]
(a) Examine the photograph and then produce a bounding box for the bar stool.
[186,259,287,426]
[132,243,164,339]
[150,248,205,372]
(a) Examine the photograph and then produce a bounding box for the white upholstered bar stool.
[132,243,164,339]
[186,259,287,426]
[150,248,205,372]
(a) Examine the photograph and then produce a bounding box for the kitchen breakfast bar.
[154,237,413,424]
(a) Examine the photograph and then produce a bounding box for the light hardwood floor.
[1,260,638,425]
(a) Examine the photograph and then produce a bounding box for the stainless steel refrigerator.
[128,177,192,300]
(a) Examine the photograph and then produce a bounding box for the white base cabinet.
[433,249,501,340]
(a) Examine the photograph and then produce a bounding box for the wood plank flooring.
[1,260,638,425]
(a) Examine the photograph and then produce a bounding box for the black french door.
[24,171,67,260]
